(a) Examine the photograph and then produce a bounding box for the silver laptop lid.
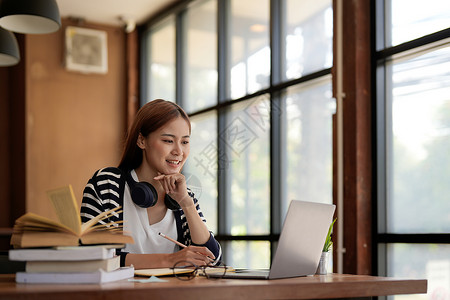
[268,200,336,279]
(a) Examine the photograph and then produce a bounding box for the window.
[282,77,334,215]
[183,0,217,113]
[284,0,333,80]
[143,16,176,102]
[141,0,333,269]
[184,112,218,233]
[376,1,450,299]
[386,46,450,234]
[229,0,270,99]
[384,0,450,48]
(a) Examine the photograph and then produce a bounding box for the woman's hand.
[171,246,215,266]
[154,173,193,208]
[124,246,215,269]
[154,172,211,246]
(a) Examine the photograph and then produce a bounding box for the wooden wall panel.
[342,0,372,275]
[24,19,127,220]
[333,0,373,275]
[0,68,11,230]
[0,34,26,249]
[0,20,128,249]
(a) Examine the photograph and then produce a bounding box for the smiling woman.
[135,114,191,179]
[79,99,222,270]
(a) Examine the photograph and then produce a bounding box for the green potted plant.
[317,218,336,275]
[323,218,337,252]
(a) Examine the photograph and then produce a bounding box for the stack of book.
[9,185,135,284]
[9,246,134,284]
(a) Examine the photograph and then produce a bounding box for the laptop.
[217,200,336,280]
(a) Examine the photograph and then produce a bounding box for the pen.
[158,232,215,263]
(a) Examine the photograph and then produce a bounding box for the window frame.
[374,0,450,279]
[139,0,334,268]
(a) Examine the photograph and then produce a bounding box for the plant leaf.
[323,218,337,252]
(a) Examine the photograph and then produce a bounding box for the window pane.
[386,0,450,47]
[230,0,270,99]
[386,45,450,233]
[224,96,270,235]
[285,0,333,80]
[282,77,334,216]
[183,0,217,113]
[386,243,450,300]
[223,241,270,269]
[146,16,176,102]
[184,112,218,233]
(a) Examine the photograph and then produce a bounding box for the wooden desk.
[0,273,427,300]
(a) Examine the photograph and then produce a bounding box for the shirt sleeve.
[186,189,223,265]
[193,232,222,266]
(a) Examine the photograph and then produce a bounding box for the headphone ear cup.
[165,195,180,211]
[125,171,158,208]
[131,182,158,208]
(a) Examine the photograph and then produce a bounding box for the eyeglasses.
[172,260,228,280]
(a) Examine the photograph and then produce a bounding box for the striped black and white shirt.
[80,167,222,266]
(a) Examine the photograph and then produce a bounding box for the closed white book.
[9,246,116,262]
[15,267,134,284]
[25,256,120,273]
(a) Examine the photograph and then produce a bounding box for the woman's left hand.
[153,173,193,208]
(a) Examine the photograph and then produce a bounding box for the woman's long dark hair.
[118,99,191,172]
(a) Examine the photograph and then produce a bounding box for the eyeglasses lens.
[204,263,227,279]
[173,261,197,280]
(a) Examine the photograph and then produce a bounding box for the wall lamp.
[0,0,61,66]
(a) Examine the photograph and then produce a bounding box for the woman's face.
[138,116,190,175]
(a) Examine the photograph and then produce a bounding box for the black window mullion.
[217,0,231,249]
[378,234,450,244]
[269,0,284,261]
[217,0,230,104]
[376,28,450,60]
[139,30,150,107]
[374,0,387,278]
[375,0,390,281]
[175,9,186,107]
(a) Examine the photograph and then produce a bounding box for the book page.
[17,231,80,248]
[15,212,74,233]
[81,231,134,245]
[47,185,81,236]
[134,268,190,277]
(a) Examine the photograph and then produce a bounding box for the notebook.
[217,200,336,280]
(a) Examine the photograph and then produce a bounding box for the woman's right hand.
[171,245,215,266]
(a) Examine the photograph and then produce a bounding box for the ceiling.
[56,0,178,27]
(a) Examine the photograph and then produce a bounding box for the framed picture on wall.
[65,26,108,74]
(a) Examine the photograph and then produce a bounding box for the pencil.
[158,232,186,248]
[158,232,215,263]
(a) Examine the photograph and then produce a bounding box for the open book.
[10,185,134,248]
[134,266,235,277]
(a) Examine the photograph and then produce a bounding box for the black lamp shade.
[0,0,61,34]
[0,27,19,66]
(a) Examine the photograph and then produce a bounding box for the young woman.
[80,99,221,269]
